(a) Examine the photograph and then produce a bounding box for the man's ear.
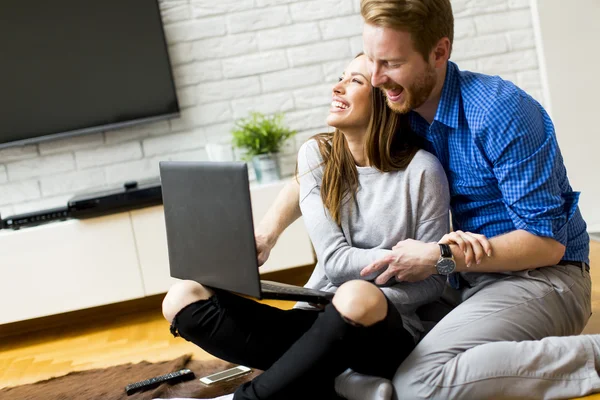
[431,37,451,68]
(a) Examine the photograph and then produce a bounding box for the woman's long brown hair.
[310,57,420,224]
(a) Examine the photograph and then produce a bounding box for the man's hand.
[360,239,439,285]
[255,233,274,267]
[438,230,492,268]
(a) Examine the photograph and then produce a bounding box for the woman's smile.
[330,97,350,113]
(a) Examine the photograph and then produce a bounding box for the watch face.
[437,258,456,275]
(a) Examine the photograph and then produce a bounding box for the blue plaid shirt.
[409,61,589,265]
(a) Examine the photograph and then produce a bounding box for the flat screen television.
[0,0,179,149]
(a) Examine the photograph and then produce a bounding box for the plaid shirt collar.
[432,61,461,129]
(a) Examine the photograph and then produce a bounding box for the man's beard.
[383,65,437,114]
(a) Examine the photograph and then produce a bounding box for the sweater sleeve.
[412,151,451,243]
[297,140,391,286]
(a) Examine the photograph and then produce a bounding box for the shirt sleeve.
[482,93,579,245]
[297,140,391,286]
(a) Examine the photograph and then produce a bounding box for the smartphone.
[199,365,252,386]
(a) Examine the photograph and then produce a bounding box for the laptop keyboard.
[261,281,316,295]
[260,280,334,304]
[261,280,335,297]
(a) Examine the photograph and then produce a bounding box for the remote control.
[125,368,195,396]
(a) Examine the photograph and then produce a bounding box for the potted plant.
[231,112,297,184]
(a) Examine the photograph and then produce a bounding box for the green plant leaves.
[231,112,297,159]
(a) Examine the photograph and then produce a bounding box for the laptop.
[159,161,333,305]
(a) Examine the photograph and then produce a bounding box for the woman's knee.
[332,280,388,326]
[162,280,213,323]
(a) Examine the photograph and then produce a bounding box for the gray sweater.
[297,139,451,340]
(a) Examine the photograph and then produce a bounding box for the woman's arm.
[255,179,301,266]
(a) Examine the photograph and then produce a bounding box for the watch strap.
[439,243,452,258]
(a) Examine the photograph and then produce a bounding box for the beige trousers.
[393,263,598,400]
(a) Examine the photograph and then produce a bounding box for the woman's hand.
[362,239,439,284]
[438,231,492,268]
[255,232,274,267]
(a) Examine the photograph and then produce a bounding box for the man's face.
[363,24,437,114]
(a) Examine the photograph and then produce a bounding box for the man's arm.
[255,178,301,266]
[425,229,566,273]
[362,229,566,284]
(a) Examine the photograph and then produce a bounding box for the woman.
[160,54,450,400]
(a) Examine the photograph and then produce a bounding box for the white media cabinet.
[0,180,314,325]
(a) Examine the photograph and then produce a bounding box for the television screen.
[0,0,179,149]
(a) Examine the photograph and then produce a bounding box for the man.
[255,0,599,398]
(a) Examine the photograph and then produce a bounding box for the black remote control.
[125,368,195,395]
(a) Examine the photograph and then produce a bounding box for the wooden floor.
[1,242,599,391]
[0,268,310,389]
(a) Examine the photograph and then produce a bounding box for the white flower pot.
[252,154,281,184]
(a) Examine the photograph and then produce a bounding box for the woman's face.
[326,55,373,133]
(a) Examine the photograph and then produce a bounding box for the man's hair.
[361,0,454,60]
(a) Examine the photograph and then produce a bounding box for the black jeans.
[170,289,414,400]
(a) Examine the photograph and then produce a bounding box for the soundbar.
[68,179,162,219]
[1,179,163,230]
[1,206,71,230]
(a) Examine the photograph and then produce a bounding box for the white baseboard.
[588,225,600,237]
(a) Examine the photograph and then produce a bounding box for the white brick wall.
[40,169,106,197]
[38,133,105,156]
[0,145,38,163]
[197,77,261,104]
[222,51,288,78]
[227,6,292,34]
[0,181,41,208]
[257,22,320,50]
[0,0,546,215]
[193,33,259,59]
[142,129,206,157]
[191,0,255,17]
[0,165,7,185]
[8,154,75,181]
[173,60,223,86]
[232,92,295,119]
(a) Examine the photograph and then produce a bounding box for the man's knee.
[391,347,446,400]
[392,365,430,399]
[162,280,213,323]
[332,280,388,326]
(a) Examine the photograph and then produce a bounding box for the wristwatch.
[435,243,456,275]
